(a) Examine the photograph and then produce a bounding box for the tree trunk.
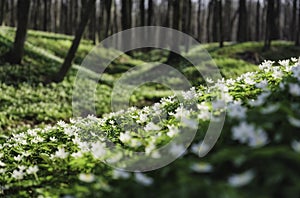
[291,0,297,41]
[121,0,132,30]
[264,0,275,51]
[296,0,300,46]
[206,1,213,42]
[197,0,202,41]
[212,0,219,42]
[166,0,182,64]
[88,2,96,43]
[218,0,224,47]
[140,0,145,26]
[237,0,247,42]
[0,0,5,25]
[54,0,96,82]
[147,0,153,26]
[43,0,47,31]
[255,0,260,41]
[104,0,112,38]
[4,0,30,64]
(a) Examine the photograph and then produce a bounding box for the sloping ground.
[1,58,300,197]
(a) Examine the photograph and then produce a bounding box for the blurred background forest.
[1,0,300,46]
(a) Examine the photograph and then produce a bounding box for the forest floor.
[1,27,300,197]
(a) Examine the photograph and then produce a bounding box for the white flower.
[191,141,210,157]
[291,65,300,81]
[227,101,247,119]
[79,173,95,183]
[130,139,142,147]
[228,170,254,187]
[167,125,179,137]
[144,122,161,131]
[57,120,67,128]
[291,140,300,152]
[259,60,274,72]
[190,162,213,173]
[249,92,270,107]
[255,79,268,89]
[50,137,57,141]
[91,142,106,159]
[71,151,83,158]
[119,131,131,143]
[134,172,153,186]
[260,104,279,114]
[182,87,197,100]
[206,78,214,84]
[248,128,268,147]
[279,59,289,68]
[54,147,69,159]
[31,136,44,143]
[112,169,130,179]
[0,168,6,174]
[232,122,255,144]
[0,161,6,167]
[288,116,300,127]
[289,83,300,96]
[212,100,225,110]
[18,165,26,171]
[14,155,23,162]
[12,169,25,180]
[26,165,39,174]
[169,143,186,156]
[272,67,283,79]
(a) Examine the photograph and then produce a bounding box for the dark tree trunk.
[164,0,172,27]
[197,0,202,41]
[104,0,112,38]
[264,0,275,51]
[237,0,247,42]
[43,0,47,31]
[255,0,260,41]
[218,0,224,47]
[88,2,96,43]
[212,0,219,42]
[206,1,213,42]
[166,0,182,64]
[296,0,300,46]
[121,0,132,30]
[291,0,297,41]
[0,0,5,25]
[5,0,30,64]
[10,0,15,27]
[140,0,145,26]
[54,0,96,82]
[147,0,153,26]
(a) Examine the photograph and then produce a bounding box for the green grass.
[1,26,300,135]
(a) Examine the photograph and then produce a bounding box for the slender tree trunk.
[291,0,297,41]
[104,0,112,38]
[197,0,202,41]
[4,0,30,64]
[264,0,275,51]
[296,0,300,45]
[237,0,247,42]
[147,0,153,26]
[43,0,47,31]
[166,0,182,64]
[206,1,213,42]
[10,0,15,27]
[0,0,5,25]
[255,0,260,41]
[212,0,219,42]
[88,2,96,43]
[140,0,145,26]
[54,0,96,82]
[218,0,224,47]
